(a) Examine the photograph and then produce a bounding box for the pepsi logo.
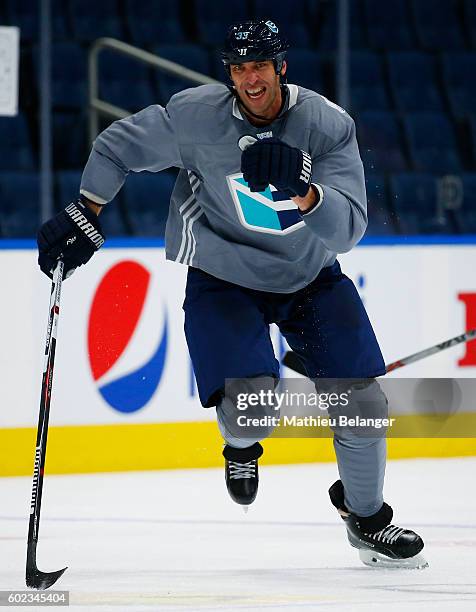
[88,260,168,413]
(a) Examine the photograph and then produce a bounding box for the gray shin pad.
[329,378,388,517]
[216,376,279,449]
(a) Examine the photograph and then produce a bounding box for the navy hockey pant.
[183,261,387,516]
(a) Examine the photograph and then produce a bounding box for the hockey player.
[37,19,426,569]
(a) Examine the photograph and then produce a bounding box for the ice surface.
[1,458,476,611]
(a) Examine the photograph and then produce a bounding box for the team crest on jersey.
[226,173,305,235]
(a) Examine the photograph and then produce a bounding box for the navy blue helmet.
[220,19,289,75]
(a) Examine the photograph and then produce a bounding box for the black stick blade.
[282,351,307,377]
[26,543,67,590]
[26,565,67,590]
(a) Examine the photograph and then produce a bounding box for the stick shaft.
[385,328,476,372]
[282,328,476,377]
[27,262,63,547]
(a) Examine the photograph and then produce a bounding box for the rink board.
[1,239,476,475]
[2,421,476,476]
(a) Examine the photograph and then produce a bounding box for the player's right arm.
[80,102,183,204]
[37,101,183,279]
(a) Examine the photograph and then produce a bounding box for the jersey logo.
[238,135,257,150]
[227,173,305,235]
[266,21,278,33]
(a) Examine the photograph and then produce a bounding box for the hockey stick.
[385,328,476,372]
[26,261,68,590]
[282,328,476,377]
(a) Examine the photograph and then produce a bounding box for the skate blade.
[358,549,429,570]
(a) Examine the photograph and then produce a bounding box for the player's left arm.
[240,112,367,253]
[295,112,367,253]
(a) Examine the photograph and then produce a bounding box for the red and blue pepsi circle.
[88,260,168,413]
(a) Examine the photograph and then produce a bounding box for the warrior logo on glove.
[37,199,105,280]
[65,203,105,249]
[300,151,312,185]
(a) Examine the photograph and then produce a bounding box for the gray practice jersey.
[80,84,367,293]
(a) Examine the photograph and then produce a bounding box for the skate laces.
[367,524,406,544]
[228,460,256,480]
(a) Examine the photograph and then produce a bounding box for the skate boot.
[329,480,428,569]
[223,442,263,508]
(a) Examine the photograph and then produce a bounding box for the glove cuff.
[298,183,324,215]
[64,200,105,250]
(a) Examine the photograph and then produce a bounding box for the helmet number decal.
[235,31,250,40]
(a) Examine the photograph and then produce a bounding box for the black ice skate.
[223,442,263,509]
[329,480,428,569]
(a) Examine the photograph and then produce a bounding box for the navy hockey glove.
[241,137,313,197]
[37,199,105,279]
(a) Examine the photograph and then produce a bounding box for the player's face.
[230,60,286,121]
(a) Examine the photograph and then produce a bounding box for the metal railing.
[88,37,220,143]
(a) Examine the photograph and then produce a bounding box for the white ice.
[1,458,476,611]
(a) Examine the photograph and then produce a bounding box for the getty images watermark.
[227,377,396,437]
[225,377,476,439]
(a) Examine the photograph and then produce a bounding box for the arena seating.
[2,0,476,238]
[124,0,186,46]
[253,0,312,46]
[469,115,476,166]
[0,115,35,171]
[365,174,397,235]
[36,43,88,110]
[192,1,252,46]
[69,0,124,43]
[122,171,177,237]
[284,49,325,93]
[356,111,408,173]
[98,48,156,112]
[464,0,476,48]
[457,173,476,232]
[317,0,366,51]
[442,52,476,119]
[0,172,40,237]
[363,0,415,50]
[56,170,128,235]
[349,52,390,112]
[387,52,444,113]
[403,112,462,173]
[153,44,212,103]
[389,173,453,234]
[53,112,89,169]
[410,0,465,51]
